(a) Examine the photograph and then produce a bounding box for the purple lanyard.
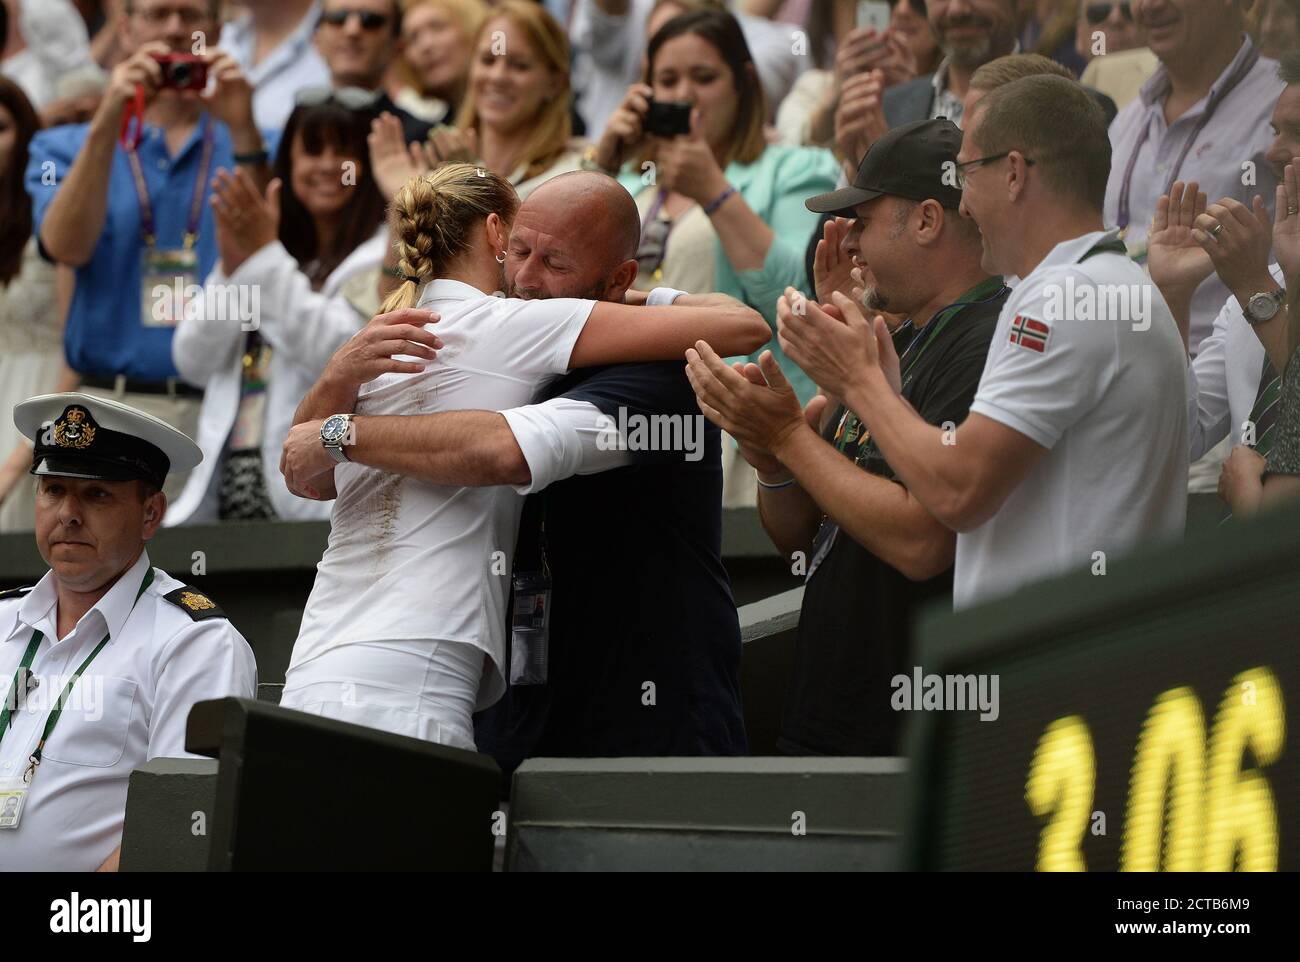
[126,115,217,250]
[1116,45,1258,230]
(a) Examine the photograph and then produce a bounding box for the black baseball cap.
[806,118,964,217]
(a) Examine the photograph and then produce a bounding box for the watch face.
[1249,293,1281,322]
[321,415,349,443]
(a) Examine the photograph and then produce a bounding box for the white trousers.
[279,639,484,751]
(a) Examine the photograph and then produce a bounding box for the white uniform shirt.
[289,281,594,708]
[1186,264,1281,460]
[0,551,256,871]
[953,229,1189,608]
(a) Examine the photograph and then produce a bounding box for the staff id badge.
[141,246,199,328]
[509,571,551,686]
[0,777,29,830]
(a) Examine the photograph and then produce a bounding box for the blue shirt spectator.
[26,119,247,380]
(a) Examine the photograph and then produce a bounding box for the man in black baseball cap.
[806,118,965,219]
[683,116,1009,757]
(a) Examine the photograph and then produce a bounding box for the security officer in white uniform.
[0,394,257,872]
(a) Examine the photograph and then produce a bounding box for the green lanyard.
[0,567,154,783]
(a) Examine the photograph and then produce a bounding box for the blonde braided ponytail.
[381,163,520,313]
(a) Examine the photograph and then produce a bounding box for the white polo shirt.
[289,281,594,709]
[0,551,256,871]
[953,229,1189,608]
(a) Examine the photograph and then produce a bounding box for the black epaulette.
[0,585,34,601]
[162,586,228,621]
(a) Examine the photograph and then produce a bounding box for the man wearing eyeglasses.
[1076,1,1159,109]
[220,0,331,131]
[315,0,433,144]
[774,75,1188,609]
[25,0,271,502]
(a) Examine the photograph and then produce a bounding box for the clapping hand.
[1274,158,1300,285]
[813,217,861,305]
[211,168,281,276]
[1147,181,1213,296]
[369,112,432,201]
[777,288,900,402]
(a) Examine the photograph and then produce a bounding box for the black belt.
[81,375,203,399]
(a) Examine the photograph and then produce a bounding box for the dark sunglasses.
[320,8,391,30]
[1084,2,1132,25]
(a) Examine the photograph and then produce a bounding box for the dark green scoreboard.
[904,504,1299,871]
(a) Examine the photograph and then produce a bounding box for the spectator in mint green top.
[592,8,839,414]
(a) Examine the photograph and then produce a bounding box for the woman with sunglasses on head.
[591,9,839,506]
[392,0,487,125]
[278,162,768,748]
[167,96,388,524]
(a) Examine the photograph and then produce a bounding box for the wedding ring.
[1290,206,1298,216]
[1210,223,1223,239]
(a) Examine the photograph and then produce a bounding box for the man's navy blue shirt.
[474,362,747,772]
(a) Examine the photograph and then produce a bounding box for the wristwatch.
[320,414,353,463]
[1244,288,1286,326]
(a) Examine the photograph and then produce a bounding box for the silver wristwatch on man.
[320,413,353,463]
[1244,288,1286,326]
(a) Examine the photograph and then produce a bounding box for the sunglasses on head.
[320,8,391,30]
[1084,1,1132,25]
[295,85,384,110]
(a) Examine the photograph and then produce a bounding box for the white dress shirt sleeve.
[147,621,258,760]
[500,397,633,494]
[1187,293,1236,461]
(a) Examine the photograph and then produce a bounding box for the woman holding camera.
[168,96,387,524]
[591,9,838,504]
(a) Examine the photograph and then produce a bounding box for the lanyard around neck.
[897,281,1010,386]
[1116,44,1259,230]
[0,567,155,781]
[126,116,217,250]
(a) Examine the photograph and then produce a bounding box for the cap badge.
[54,407,96,449]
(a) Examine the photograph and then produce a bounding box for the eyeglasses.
[953,151,1035,188]
[130,4,209,26]
[1083,1,1132,25]
[295,86,384,110]
[320,8,391,31]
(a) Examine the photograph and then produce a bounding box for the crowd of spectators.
[2,0,1300,770]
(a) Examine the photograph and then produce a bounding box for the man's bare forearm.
[294,373,360,426]
[348,412,530,486]
[757,477,823,560]
[41,107,120,266]
[773,424,955,580]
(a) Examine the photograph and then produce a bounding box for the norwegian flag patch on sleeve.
[1009,314,1050,353]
